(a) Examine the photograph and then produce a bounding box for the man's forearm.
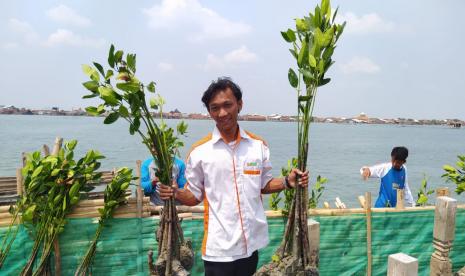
[175,188,201,206]
[261,177,286,194]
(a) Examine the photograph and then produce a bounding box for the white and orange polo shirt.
[185,126,273,262]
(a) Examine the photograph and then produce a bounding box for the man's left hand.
[288,168,309,188]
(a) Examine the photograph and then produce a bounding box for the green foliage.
[416,175,434,206]
[308,175,328,209]
[8,140,104,275]
[75,167,136,275]
[269,157,328,215]
[442,155,465,195]
[82,45,188,187]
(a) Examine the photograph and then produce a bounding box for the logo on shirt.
[243,160,261,175]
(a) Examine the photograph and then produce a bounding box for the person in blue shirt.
[141,156,187,205]
[360,146,414,208]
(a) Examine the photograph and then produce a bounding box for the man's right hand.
[361,167,371,180]
[158,180,178,200]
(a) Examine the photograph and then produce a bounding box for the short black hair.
[391,146,408,161]
[201,77,242,110]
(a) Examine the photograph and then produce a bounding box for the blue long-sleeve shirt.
[140,156,187,205]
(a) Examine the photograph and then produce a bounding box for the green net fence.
[1,209,464,275]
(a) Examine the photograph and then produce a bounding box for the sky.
[0,0,464,120]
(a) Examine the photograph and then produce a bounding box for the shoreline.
[0,113,463,127]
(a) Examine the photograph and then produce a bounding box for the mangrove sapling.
[257,0,344,274]
[443,155,465,195]
[75,167,136,276]
[18,140,104,276]
[416,175,434,206]
[82,45,192,275]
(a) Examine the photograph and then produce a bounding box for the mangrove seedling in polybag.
[82,45,192,275]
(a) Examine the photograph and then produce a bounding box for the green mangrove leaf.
[116,82,140,93]
[147,81,156,93]
[98,87,119,106]
[82,81,99,93]
[93,62,105,76]
[309,54,317,67]
[119,106,129,117]
[288,68,298,88]
[108,44,115,68]
[104,112,120,124]
[127,54,136,72]
[114,50,124,63]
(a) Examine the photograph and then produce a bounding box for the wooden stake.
[51,137,62,276]
[396,189,405,210]
[16,168,23,196]
[365,192,372,276]
[51,137,63,156]
[42,144,50,156]
[136,160,143,218]
[358,195,366,209]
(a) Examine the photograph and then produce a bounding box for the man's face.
[391,158,406,170]
[208,88,242,133]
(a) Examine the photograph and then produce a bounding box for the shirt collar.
[212,125,250,144]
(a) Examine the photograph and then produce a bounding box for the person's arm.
[361,163,387,180]
[403,170,415,207]
[158,182,200,206]
[140,159,155,194]
[261,169,309,194]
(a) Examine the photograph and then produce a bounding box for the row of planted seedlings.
[0,139,138,275]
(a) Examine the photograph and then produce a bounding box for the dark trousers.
[204,251,259,276]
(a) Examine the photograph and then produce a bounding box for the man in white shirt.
[159,77,308,276]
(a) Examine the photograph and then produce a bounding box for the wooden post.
[21,152,27,167]
[51,137,63,156]
[365,192,372,276]
[396,189,405,210]
[436,188,449,197]
[307,219,320,268]
[42,144,50,156]
[136,160,143,218]
[16,168,23,196]
[51,137,62,276]
[358,195,366,208]
[430,196,457,276]
[388,253,418,276]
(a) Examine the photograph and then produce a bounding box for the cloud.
[143,0,251,41]
[43,29,105,48]
[337,12,394,34]
[203,45,257,70]
[158,62,174,72]
[47,4,91,27]
[340,57,380,74]
[2,42,18,50]
[7,18,40,43]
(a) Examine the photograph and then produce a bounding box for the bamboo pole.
[365,192,372,276]
[51,137,63,276]
[136,160,143,218]
[16,168,23,196]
